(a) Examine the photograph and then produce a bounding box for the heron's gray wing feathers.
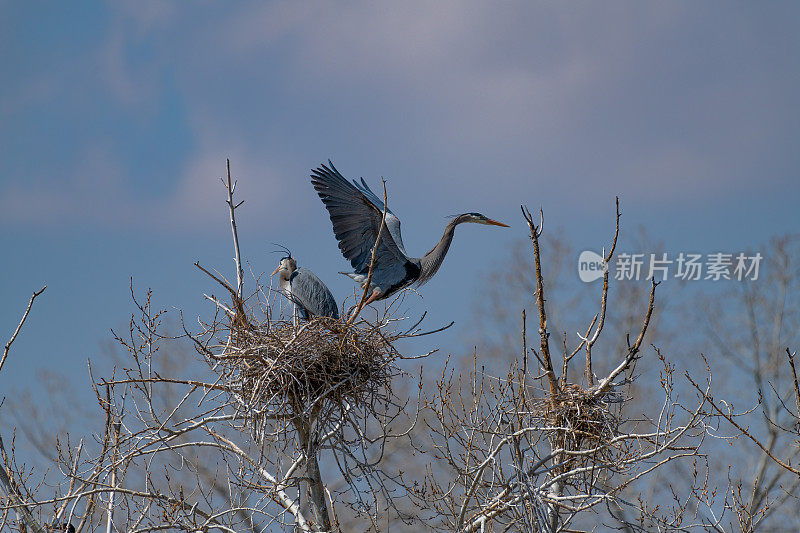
[352,177,407,256]
[290,268,339,319]
[311,162,410,274]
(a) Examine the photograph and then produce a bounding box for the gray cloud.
[1,2,797,230]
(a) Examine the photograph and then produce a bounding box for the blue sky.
[1,2,799,408]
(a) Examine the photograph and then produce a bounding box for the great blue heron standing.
[271,253,339,320]
[311,161,509,306]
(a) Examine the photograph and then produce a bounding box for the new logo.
[578,250,607,282]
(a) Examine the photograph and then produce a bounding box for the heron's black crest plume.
[271,243,293,259]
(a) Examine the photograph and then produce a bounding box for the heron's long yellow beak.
[486,219,510,227]
[271,266,281,276]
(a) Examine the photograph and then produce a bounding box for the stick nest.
[218,316,397,419]
[535,384,622,467]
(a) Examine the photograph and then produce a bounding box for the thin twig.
[1,285,46,374]
[225,159,244,300]
[686,373,800,476]
[348,178,389,325]
[787,348,800,418]
[0,435,47,533]
[195,262,237,298]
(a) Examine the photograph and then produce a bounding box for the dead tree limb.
[521,205,559,400]
[225,158,245,300]
[585,197,620,386]
[1,285,46,374]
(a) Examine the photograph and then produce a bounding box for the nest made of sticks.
[535,384,622,459]
[218,315,397,420]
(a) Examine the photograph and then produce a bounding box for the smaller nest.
[535,384,622,461]
[220,317,396,419]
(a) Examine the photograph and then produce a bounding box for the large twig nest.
[218,315,397,419]
[535,384,622,464]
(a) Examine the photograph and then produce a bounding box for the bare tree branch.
[1,285,46,374]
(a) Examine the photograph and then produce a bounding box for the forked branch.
[586,196,620,386]
[521,205,559,399]
[224,158,244,299]
[592,277,658,398]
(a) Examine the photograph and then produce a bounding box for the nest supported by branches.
[212,313,399,422]
[535,383,623,469]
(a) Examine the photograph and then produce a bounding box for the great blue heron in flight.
[311,161,509,306]
[271,250,339,320]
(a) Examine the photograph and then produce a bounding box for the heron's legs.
[346,288,383,320]
[363,289,382,307]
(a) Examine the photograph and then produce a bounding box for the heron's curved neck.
[418,218,460,284]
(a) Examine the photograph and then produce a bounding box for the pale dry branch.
[591,278,658,399]
[1,285,46,374]
[224,158,245,300]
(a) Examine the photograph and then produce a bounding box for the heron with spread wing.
[311,161,509,307]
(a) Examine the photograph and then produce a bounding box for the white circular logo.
[578,250,607,282]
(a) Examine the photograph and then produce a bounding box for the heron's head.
[456,212,510,227]
[271,256,297,277]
